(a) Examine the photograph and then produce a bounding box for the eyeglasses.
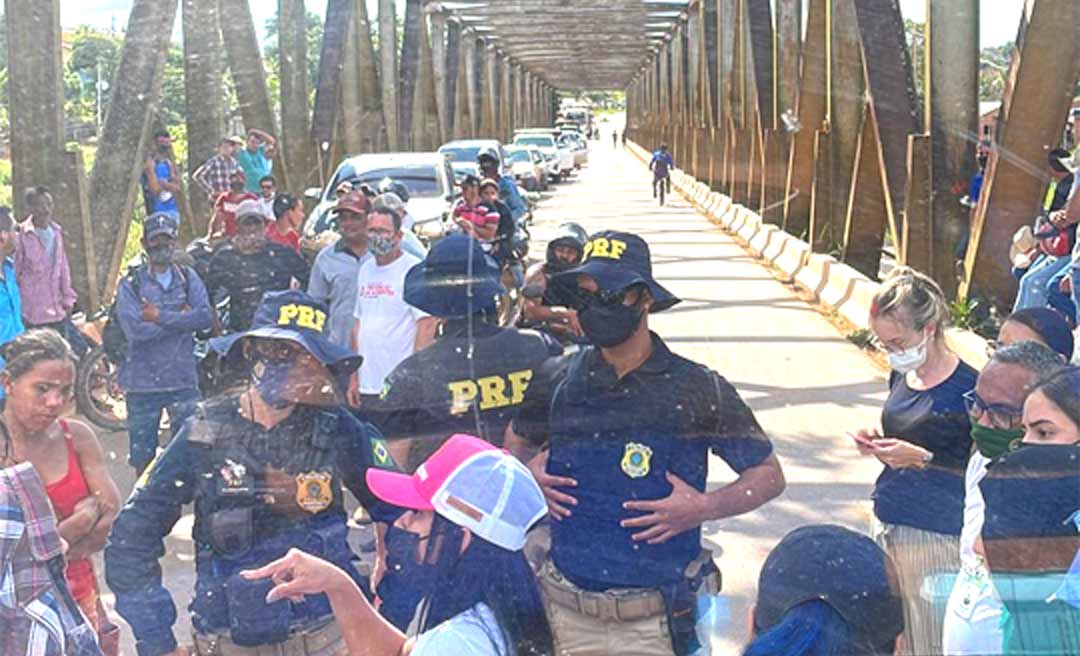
[963,390,1024,429]
[566,285,638,311]
[253,340,309,363]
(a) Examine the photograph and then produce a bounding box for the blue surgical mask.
[251,358,294,409]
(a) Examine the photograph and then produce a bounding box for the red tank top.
[44,419,96,601]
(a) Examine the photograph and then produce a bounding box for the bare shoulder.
[64,419,106,456]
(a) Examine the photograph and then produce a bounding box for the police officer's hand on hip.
[507,231,787,656]
[105,290,400,656]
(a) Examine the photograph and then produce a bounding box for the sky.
[61,0,1024,48]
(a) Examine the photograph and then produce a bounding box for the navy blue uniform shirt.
[516,333,773,591]
[105,397,397,656]
[873,362,976,535]
[373,320,562,465]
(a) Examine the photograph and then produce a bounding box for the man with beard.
[115,213,212,475]
[522,222,588,340]
[106,291,398,656]
[205,200,310,333]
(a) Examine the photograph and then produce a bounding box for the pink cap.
[366,434,496,512]
[366,433,547,551]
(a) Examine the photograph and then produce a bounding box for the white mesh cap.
[430,449,547,552]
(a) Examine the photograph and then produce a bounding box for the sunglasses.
[963,390,1024,430]
[252,339,309,363]
[565,284,640,311]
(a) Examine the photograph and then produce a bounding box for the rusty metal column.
[279,0,313,189]
[483,44,498,137]
[686,7,701,177]
[717,0,735,192]
[399,0,423,150]
[88,0,178,298]
[463,32,480,138]
[928,0,979,296]
[429,6,450,142]
[776,0,801,119]
[221,0,276,137]
[500,55,512,141]
[342,0,384,152]
[783,0,828,235]
[412,6,439,149]
[378,0,400,150]
[182,0,225,228]
[658,38,672,155]
[963,1,1080,304]
[445,18,462,138]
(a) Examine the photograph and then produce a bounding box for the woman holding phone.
[852,267,976,656]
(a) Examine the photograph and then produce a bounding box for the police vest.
[184,399,365,639]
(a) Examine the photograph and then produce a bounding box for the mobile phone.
[847,432,878,448]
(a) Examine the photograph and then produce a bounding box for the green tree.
[904,19,926,112]
[979,42,1013,102]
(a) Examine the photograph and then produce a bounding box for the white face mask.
[888,332,930,374]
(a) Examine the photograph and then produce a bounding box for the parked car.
[513,130,572,181]
[301,152,457,256]
[505,145,548,192]
[558,131,588,168]
[438,139,508,180]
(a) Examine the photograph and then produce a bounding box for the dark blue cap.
[404,233,503,318]
[754,524,904,651]
[209,290,362,375]
[553,231,679,312]
[1006,308,1075,359]
[144,212,179,239]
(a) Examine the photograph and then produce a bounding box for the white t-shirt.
[354,251,426,393]
[411,603,507,656]
[257,196,275,221]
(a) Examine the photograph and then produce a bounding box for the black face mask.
[157,144,171,154]
[383,525,438,597]
[579,296,644,348]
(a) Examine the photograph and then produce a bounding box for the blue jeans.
[1048,265,1077,325]
[125,388,200,473]
[1013,254,1071,312]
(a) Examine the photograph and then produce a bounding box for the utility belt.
[192,618,343,656]
[540,550,720,655]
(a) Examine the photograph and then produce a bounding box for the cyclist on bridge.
[650,144,674,201]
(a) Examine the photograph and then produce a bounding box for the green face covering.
[971,423,1025,459]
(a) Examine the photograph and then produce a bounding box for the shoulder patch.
[371,437,396,470]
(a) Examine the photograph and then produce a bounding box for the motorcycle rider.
[522,223,588,340]
[477,147,527,224]
[650,144,674,198]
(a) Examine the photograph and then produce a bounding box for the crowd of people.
[0,123,1077,656]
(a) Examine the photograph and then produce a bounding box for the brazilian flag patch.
[371,437,395,470]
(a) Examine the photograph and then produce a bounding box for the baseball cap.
[553,230,680,312]
[272,193,299,219]
[753,525,904,651]
[209,289,362,376]
[332,192,372,217]
[143,212,179,239]
[235,199,268,224]
[226,135,245,146]
[365,434,547,552]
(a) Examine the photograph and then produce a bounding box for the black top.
[206,242,311,332]
[873,361,977,535]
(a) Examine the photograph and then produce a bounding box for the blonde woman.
[851,267,975,655]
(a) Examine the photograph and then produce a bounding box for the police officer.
[105,290,399,656]
[506,231,786,656]
[368,233,563,630]
[522,222,588,341]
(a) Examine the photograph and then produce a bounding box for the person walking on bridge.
[508,231,786,656]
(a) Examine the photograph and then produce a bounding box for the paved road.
[89,125,892,654]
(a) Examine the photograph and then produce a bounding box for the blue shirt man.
[105,290,398,656]
[116,213,213,474]
[508,231,785,655]
[0,208,25,399]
